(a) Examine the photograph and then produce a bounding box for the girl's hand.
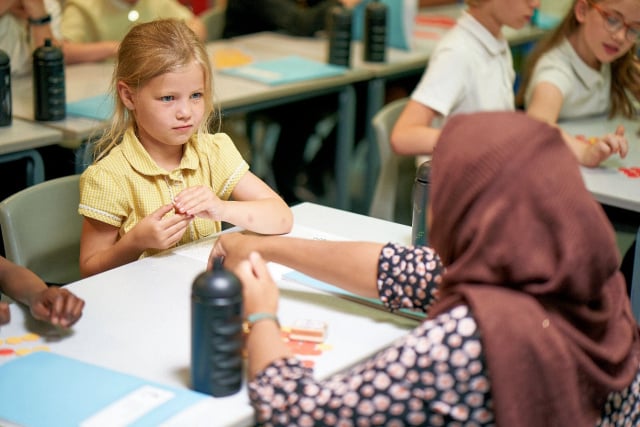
[580,125,628,167]
[173,186,224,221]
[132,203,192,250]
[233,252,279,317]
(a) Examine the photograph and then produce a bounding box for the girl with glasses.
[517,0,639,167]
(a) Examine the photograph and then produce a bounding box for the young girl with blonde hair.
[78,19,292,277]
[517,0,639,166]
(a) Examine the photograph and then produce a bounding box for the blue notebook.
[220,55,347,85]
[0,352,209,427]
[67,93,114,121]
[282,270,425,321]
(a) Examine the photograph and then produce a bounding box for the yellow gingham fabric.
[79,128,249,257]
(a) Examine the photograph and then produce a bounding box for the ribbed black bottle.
[191,257,243,397]
[327,5,353,67]
[363,0,387,62]
[0,50,11,127]
[33,39,65,121]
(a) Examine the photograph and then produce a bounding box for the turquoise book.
[0,352,210,427]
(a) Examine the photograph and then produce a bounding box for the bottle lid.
[33,39,63,61]
[0,49,9,67]
[416,160,432,183]
[192,259,242,299]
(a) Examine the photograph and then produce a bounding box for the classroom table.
[0,117,63,186]
[0,202,415,427]
[237,4,549,213]
[559,115,640,320]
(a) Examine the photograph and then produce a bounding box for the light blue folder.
[0,352,209,427]
[66,94,114,121]
[283,270,425,321]
[220,55,347,86]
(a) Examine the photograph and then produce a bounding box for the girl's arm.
[390,100,441,156]
[225,171,293,234]
[0,256,84,327]
[79,204,192,277]
[174,171,293,235]
[527,82,628,167]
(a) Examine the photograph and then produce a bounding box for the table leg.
[335,85,356,210]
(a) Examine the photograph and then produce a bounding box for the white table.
[0,203,414,427]
[559,115,640,319]
[0,117,63,186]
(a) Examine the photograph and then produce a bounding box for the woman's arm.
[211,233,383,298]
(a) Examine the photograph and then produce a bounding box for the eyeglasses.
[587,0,640,43]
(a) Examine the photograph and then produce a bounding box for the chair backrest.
[369,97,415,223]
[201,5,226,41]
[0,174,82,286]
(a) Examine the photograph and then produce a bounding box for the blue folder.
[220,55,347,86]
[0,352,209,427]
[283,270,425,321]
[66,93,114,121]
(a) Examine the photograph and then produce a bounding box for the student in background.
[517,0,639,288]
[517,0,638,167]
[390,0,539,158]
[60,0,206,64]
[0,256,84,327]
[0,0,60,75]
[210,111,639,425]
[222,0,363,205]
[78,19,292,278]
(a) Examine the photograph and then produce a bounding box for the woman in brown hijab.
[210,111,640,426]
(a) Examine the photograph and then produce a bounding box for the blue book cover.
[282,270,425,321]
[67,94,114,121]
[220,55,347,85]
[0,352,209,427]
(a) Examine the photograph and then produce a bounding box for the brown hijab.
[428,111,639,426]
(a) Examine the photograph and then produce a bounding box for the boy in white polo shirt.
[390,0,539,157]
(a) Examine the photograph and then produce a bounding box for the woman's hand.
[233,252,279,317]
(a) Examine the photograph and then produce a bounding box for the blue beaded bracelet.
[242,312,279,334]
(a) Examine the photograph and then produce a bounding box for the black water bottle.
[363,0,387,63]
[191,257,243,397]
[0,50,11,127]
[33,39,65,121]
[412,160,432,246]
[327,5,353,67]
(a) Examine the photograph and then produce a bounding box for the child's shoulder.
[195,132,235,149]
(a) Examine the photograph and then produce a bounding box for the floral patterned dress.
[249,243,640,426]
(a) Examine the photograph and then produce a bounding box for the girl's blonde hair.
[93,18,218,160]
[516,0,640,118]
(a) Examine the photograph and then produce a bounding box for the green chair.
[201,5,226,41]
[368,98,417,224]
[0,174,82,286]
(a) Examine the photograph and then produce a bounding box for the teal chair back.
[0,175,82,286]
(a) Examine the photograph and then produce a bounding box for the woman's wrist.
[242,312,279,335]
